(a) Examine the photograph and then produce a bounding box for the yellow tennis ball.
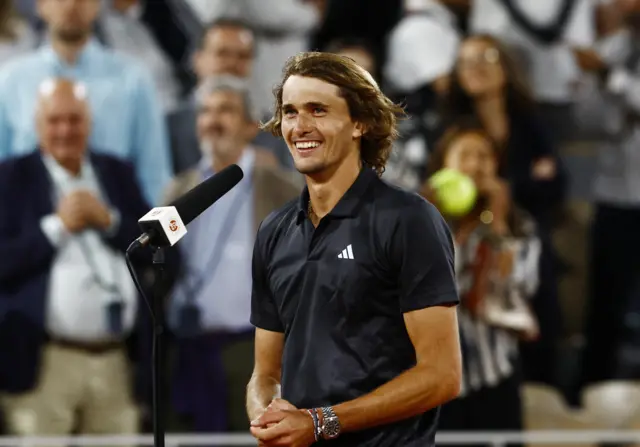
[428,168,478,218]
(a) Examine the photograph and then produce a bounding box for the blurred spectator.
[442,35,567,386]
[468,0,597,142]
[324,37,377,79]
[163,76,301,433]
[185,0,325,119]
[99,0,182,113]
[423,122,540,442]
[0,78,150,437]
[573,0,640,391]
[383,0,461,191]
[0,0,37,66]
[168,18,291,173]
[310,0,403,83]
[0,0,172,206]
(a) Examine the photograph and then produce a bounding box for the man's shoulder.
[374,177,439,217]
[162,168,200,205]
[90,151,135,173]
[0,152,44,191]
[256,197,300,245]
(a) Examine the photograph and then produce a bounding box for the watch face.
[324,417,340,438]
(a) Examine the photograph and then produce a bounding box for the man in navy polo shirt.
[246,51,462,447]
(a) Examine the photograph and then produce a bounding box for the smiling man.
[246,52,462,447]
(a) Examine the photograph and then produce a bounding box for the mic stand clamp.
[151,246,166,447]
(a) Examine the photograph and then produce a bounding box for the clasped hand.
[57,190,111,233]
[250,398,317,447]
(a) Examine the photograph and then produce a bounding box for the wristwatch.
[320,406,341,440]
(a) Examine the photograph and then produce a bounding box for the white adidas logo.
[337,244,355,260]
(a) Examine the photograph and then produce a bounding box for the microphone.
[130,164,244,251]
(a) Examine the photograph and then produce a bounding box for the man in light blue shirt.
[0,0,171,205]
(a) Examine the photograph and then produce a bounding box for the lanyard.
[182,179,251,302]
[48,172,122,297]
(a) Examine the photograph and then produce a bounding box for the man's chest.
[266,220,400,329]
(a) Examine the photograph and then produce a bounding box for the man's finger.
[251,409,286,427]
[250,423,288,442]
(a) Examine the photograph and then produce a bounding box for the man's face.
[194,26,254,80]
[280,75,363,176]
[38,0,100,43]
[197,89,256,161]
[38,88,90,166]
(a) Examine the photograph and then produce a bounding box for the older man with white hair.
[163,75,301,433]
[0,77,150,437]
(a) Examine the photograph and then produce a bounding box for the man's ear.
[352,122,367,139]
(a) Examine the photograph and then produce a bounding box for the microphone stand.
[151,246,166,447]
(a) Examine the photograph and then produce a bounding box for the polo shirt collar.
[296,165,377,224]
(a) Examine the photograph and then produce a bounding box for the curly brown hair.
[441,35,535,129]
[261,51,406,176]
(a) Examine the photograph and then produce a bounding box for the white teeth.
[295,141,320,149]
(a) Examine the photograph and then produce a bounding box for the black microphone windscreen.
[169,164,244,226]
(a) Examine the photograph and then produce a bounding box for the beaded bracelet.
[307,408,320,442]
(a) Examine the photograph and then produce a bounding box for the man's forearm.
[331,364,460,434]
[246,373,281,422]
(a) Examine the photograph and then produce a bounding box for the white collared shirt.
[40,156,138,342]
[469,0,596,103]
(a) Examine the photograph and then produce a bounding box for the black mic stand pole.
[151,246,166,447]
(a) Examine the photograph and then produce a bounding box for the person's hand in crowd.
[573,48,608,74]
[531,156,557,180]
[57,192,89,233]
[58,190,112,232]
[477,176,511,236]
[251,408,316,447]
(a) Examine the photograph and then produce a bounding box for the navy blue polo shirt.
[250,166,459,446]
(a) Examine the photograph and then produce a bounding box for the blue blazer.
[0,151,153,395]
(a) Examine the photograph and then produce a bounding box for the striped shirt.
[453,211,541,396]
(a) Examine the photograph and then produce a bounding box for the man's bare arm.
[246,328,285,422]
[332,305,461,433]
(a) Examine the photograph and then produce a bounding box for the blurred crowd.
[0,0,639,441]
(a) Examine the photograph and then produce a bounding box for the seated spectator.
[163,76,301,433]
[0,78,150,437]
[442,34,567,386]
[0,0,36,66]
[168,18,291,173]
[422,123,540,442]
[0,0,171,206]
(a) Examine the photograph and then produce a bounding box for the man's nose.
[293,113,314,135]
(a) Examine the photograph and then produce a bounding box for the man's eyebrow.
[282,101,330,109]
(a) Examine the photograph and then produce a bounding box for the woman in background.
[441,34,566,386]
[423,123,540,441]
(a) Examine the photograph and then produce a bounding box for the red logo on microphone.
[168,220,179,232]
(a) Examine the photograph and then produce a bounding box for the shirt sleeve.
[250,223,284,332]
[390,199,459,313]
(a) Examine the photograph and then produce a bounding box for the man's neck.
[50,35,90,65]
[306,152,362,220]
